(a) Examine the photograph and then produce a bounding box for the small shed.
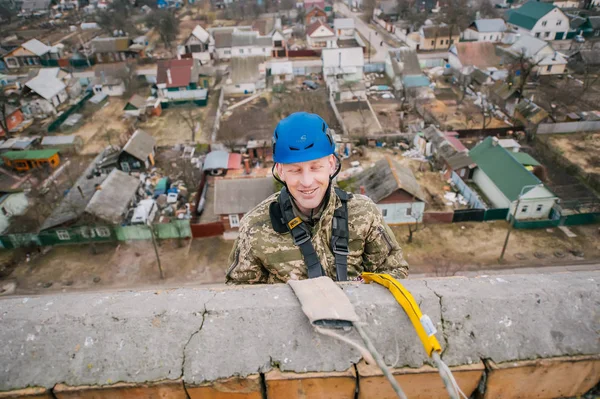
[119,129,156,172]
[202,151,242,175]
[85,169,140,224]
[344,157,427,224]
[123,94,148,117]
[41,135,84,153]
[2,149,60,172]
[214,177,274,231]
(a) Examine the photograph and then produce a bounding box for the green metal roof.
[469,137,541,202]
[2,149,59,161]
[507,1,556,30]
[510,151,541,166]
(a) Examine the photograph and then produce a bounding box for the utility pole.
[499,184,542,261]
[368,31,371,64]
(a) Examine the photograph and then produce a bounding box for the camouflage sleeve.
[362,205,409,279]
[225,224,269,285]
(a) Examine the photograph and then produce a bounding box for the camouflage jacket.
[226,186,409,284]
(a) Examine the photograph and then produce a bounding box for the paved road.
[334,2,392,63]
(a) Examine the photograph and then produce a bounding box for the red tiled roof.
[445,133,467,152]
[227,153,242,169]
[453,42,501,69]
[157,58,195,88]
[306,20,334,37]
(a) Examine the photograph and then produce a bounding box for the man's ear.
[275,163,284,181]
[329,155,337,175]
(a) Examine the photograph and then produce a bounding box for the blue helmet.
[272,112,335,164]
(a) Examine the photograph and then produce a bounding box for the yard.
[546,132,600,176]
[139,104,214,146]
[337,101,381,136]
[2,219,599,296]
[75,98,133,155]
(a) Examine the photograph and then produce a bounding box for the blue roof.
[403,75,430,88]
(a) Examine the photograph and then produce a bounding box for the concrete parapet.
[0,272,598,398]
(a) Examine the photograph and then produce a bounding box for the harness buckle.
[332,237,350,256]
[292,226,311,246]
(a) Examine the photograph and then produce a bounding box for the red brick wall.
[190,222,224,238]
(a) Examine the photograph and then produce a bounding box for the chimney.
[177,52,181,60]
[243,158,251,175]
[167,68,172,85]
[360,185,366,195]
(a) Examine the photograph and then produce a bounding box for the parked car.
[303,80,319,90]
[575,35,585,43]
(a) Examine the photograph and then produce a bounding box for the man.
[226,112,409,284]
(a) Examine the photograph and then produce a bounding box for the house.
[373,0,400,32]
[588,16,600,37]
[567,15,600,38]
[306,6,327,25]
[2,39,62,69]
[246,140,272,163]
[551,0,579,9]
[183,25,214,64]
[203,151,242,175]
[421,126,476,180]
[156,58,208,106]
[0,190,29,234]
[448,42,504,74]
[507,35,567,75]
[85,169,140,224]
[0,106,27,137]
[322,47,364,81]
[385,48,431,95]
[343,157,427,224]
[40,135,83,153]
[90,37,143,63]
[91,64,128,97]
[210,26,253,60]
[462,19,507,42]
[498,138,521,152]
[505,1,569,41]
[469,136,558,219]
[214,177,273,233]
[123,94,148,117]
[24,68,69,116]
[231,31,272,57]
[418,24,460,50]
[268,60,294,85]
[306,20,337,49]
[269,28,289,58]
[569,50,600,71]
[2,149,60,172]
[225,56,266,95]
[118,129,156,172]
[334,18,355,38]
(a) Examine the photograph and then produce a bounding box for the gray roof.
[21,0,51,12]
[348,158,426,203]
[334,18,355,30]
[41,135,80,145]
[231,31,271,47]
[569,15,586,30]
[445,152,475,170]
[122,130,156,162]
[589,16,600,29]
[202,150,229,171]
[127,94,147,109]
[41,151,110,230]
[25,69,66,101]
[85,169,140,224]
[214,177,274,214]
[213,31,234,49]
[509,35,548,57]
[230,56,265,84]
[389,48,422,76]
[21,39,51,56]
[472,18,507,33]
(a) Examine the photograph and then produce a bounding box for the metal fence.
[47,91,94,133]
[452,209,485,223]
[562,212,600,226]
[450,172,487,209]
[484,208,509,221]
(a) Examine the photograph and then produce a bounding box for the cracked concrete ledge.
[0,272,598,393]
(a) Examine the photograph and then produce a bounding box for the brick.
[53,379,187,399]
[0,388,53,399]
[357,360,484,399]
[186,374,262,399]
[484,355,600,399]
[266,368,356,399]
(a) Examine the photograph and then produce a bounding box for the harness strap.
[332,187,350,282]
[279,188,324,279]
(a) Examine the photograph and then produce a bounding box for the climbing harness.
[270,186,351,281]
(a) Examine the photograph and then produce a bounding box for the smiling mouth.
[299,188,318,195]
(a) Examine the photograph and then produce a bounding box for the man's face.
[277,155,336,214]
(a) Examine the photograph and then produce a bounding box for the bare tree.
[146,9,180,51]
[180,106,203,142]
[363,0,376,21]
[507,49,541,102]
[439,0,473,47]
[477,0,499,18]
[432,256,462,277]
[95,0,135,35]
[407,210,423,243]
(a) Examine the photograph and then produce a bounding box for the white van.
[131,199,158,225]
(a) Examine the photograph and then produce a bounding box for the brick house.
[0,106,25,137]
